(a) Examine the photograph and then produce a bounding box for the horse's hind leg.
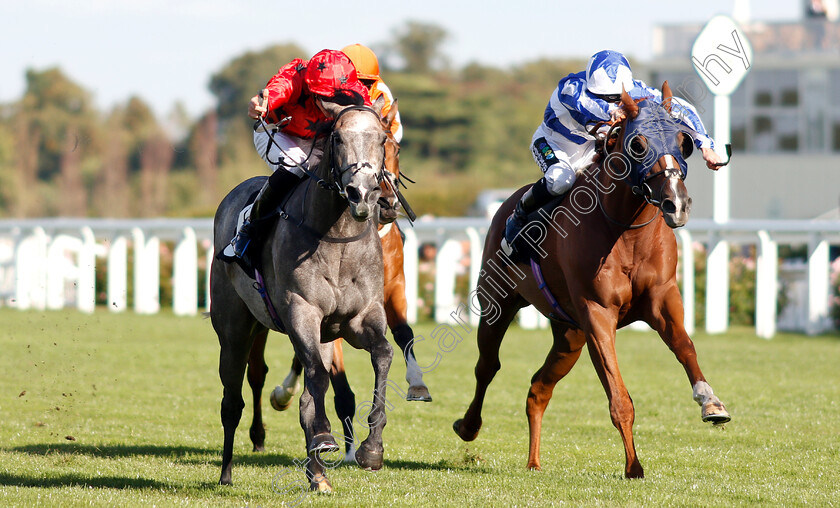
[526,324,586,471]
[385,288,431,402]
[247,329,269,452]
[453,289,522,442]
[270,356,302,412]
[215,312,261,485]
[647,285,730,424]
[585,308,644,479]
[328,339,358,461]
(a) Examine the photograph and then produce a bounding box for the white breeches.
[253,128,323,178]
[532,124,600,196]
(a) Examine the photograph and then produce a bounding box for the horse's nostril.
[662,199,677,214]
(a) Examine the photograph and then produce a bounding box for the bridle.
[257,105,387,200]
[594,117,686,229]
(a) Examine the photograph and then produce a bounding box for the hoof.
[308,433,339,454]
[453,418,481,442]
[702,401,731,425]
[355,442,384,471]
[252,444,265,452]
[625,469,645,479]
[309,474,333,494]
[406,385,432,402]
[270,384,297,412]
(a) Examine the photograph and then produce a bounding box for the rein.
[256,105,387,198]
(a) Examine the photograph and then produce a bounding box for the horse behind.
[211,98,393,492]
[453,83,730,478]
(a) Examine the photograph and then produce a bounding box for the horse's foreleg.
[385,278,431,402]
[584,308,644,479]
[647,285,731,424]
[526,325,585,471]
[297,339,338,493]
[348,304,392,471]
[328,339,357,460]
[355,338,393,471]
[453,291,521,442]
[270,355,302,412]
[247,329,269,451]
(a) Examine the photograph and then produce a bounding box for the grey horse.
[211,99,394,492]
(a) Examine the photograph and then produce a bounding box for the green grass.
[1,309,838,507]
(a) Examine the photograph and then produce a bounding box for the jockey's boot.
[502,177,555,254]
[230,169,302,258]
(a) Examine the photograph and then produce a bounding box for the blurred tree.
[20,67,99,182]
[139,133,174,216]
[57,126,86,216]
[9,111,41,216]
[121,96,161,172]
[95,109,130,217]
[191,111,219,208]
[0,110,19,215]
[391,21,450,73]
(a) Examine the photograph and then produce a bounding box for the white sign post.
[691,15,753,334]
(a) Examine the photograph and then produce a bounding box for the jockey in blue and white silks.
[503,50,722,253]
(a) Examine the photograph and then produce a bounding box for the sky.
[1,0,801,118]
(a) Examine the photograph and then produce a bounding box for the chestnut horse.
[453,83,730,479]
[243,101,429,464]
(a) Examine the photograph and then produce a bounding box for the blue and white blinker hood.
[621,99,689,187]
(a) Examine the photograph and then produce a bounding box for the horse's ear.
[372,94,386,116]
[319,99,345,120]
[620,85,639,119]
[383,98,398,129]
[661,80,673,114]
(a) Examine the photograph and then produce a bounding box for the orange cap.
[341,43,380,80]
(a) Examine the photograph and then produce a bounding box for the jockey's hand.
[248,89,268,119]
[701,147,722,170]
[610,108,627,124]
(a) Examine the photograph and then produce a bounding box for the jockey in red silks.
[502,50,723,254]
[228,49,371,259]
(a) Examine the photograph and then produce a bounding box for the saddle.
[216,190,269,278]
[506,191,570,264]
[504,192,580,329]
[216,191,289,334]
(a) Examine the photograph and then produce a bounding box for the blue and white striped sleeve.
[669,97,715,149]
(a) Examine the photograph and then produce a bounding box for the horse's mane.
[323,90,366,107]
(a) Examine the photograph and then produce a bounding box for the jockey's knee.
[544,163,576,195]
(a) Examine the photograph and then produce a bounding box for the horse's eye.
[628,135,647,161]
[679,133,694,159]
